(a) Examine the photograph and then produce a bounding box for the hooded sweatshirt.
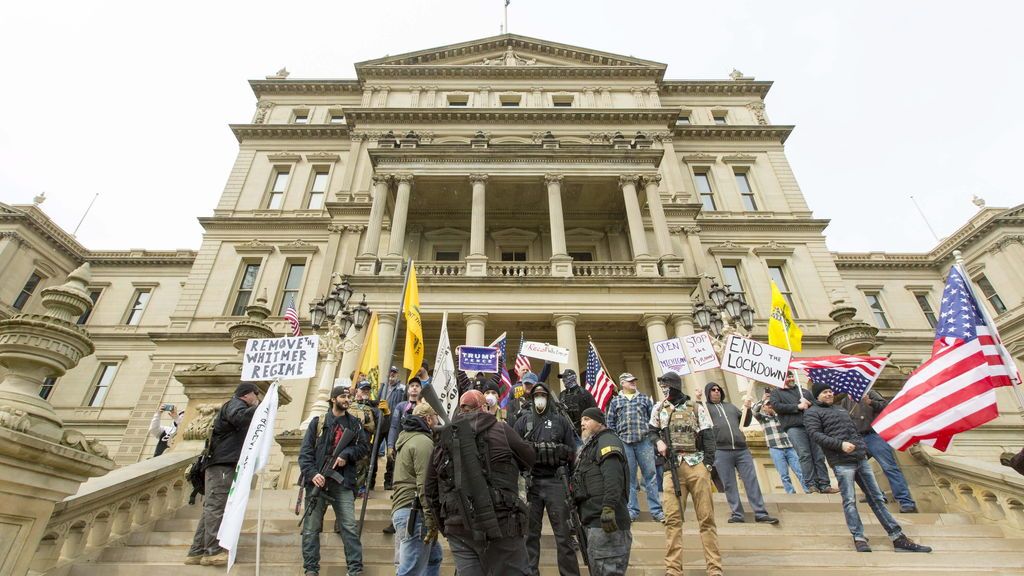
[391,415,434,513]
[703,382,754,451]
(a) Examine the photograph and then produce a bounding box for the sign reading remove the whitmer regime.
[242,335,319,381]
[720,334,791,388]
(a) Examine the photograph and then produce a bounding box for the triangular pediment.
[357,34,666,71]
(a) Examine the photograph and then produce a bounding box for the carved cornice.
[344,108,681,127]
[752,240,795,256]
[304,151,341,163]
[707,240,750,255]
[248,79,362,97]
[721,153,757,164]
[277,239,319,254]
[267,151,302,162]
[234,239,275,255]
[674,125,794,144]
[369,146,664,171]
[198,216,333,231]
[661,80,773,97]
[681,152,719,164]
[230,124,350,142]
[358,66,664,81]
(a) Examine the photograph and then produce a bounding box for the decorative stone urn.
[827,300,879,355]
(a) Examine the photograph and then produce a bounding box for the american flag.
[489,332,514,408]
[515,332,532,376]
[789,355,888,402]
[872,265,1020,451]
[284,300,301,337]
[586,341,616,411]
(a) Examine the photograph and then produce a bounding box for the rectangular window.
[267,170,290,209]
[864,292,890,329]
[329,112,345,124]
[124,290,151,325]
[915,293,938,329]
[434,250,460,261]
[552,95,574,107]
[307,170,328,209]
[694,171,716,211]
[447,95,468,107]
[499,95,521,107]
[734,171,758,211]
[769,266,799,317]
[231,263,260,316]
[713,113,728,125]
[293,110,309,124]
[76,289,103,325]
[721,264,745,295]
[13,272,43,310]
[278,263,306,315]
[568,251,594,261]
[676,114,690,125]
[39,376,57,400]
[500,251,527,262]
[974,274,1007,314]
[88,363,118,407]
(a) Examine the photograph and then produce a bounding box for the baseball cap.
[618,372,637,382]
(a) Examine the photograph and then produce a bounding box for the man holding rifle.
[298,384,369,576]
[649,372,722,576]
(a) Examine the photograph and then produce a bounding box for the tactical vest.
[349,401,375,435]
[573,429,627,505]
[659,402,699,454]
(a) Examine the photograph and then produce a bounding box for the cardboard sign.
[520,341,570,364]
[720,334,791,388]
[242,336,319,381]
[457,346,500,373]
[683,332,720,372]
[652,337,692,376]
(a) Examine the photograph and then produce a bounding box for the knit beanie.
[812,380,832,399]
[581,407,605,425]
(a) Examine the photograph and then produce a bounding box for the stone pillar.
[355,174,390,274]
[552,314,580,389]
[381,174,413,275]
[583,86,596,107]
[642,174,683,277]
[646,87,661,107]
[599,87,612,107]
[642,314,670,399]
[410,86,421,107]
[531,87,543,107]
[464,312,487,377]
[545,174,572,277]
[620,175,658,276]
[361,86,374,107]
[376,313,398,387]
[479,86,491,107]
[671,314,705,398]
[657,136,690,202]
[466,174,489,277]
[683,225,708,274]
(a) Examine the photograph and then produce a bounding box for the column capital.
[641,173,663,186]
[551,313,579,327]
[394,174,414,185]
[618,174,640,189]
[640,313,669,328]
[468,173,489,184]
[544,173,564,185]
[371,173,391,186]
[682,225,702,235]
[670,313,695,328]
[462,312,488,324]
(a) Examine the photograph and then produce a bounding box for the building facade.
[2,34,1021,477]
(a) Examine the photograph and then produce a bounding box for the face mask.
[485,394,498,407]
[534,397,548,412]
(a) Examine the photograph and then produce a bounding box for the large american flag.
[489,332,514,408]
[284,300,301,337]
[586,341,616,411]
[789,355,888,402]
[515,332,532,376]
[873,265,1020,451]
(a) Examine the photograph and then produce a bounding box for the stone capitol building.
[1,34,1022,575]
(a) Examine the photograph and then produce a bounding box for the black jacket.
[560,384,597,436]
[513,382,577,478]
[838,390,888,435]
[769,384,815,431]
[208,396,258,468]
[298,410,370,490]
[573,428,630,530]
[804,401,868,467]
[703,383,753,451]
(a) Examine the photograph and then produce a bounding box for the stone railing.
[487,261,551,277]
[912,446,1024,531]
[32,450,198,574]
[573,261,637,277]
[415,261,466,277]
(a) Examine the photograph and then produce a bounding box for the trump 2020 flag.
[217,381,280,571]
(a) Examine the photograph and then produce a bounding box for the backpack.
[185,403,226,504]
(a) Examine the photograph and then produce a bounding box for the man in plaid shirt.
[605,373,664,522]
[752,389,808,494]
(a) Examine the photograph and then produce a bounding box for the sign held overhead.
[720,334,791,388]
[520,341,570,364]
[652,337,691,376]
[683,332,720,372]
[242,336,319,381]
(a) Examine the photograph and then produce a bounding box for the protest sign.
[652,337,691,376]
[457,346,500,372]
[242,336,319,381]
[520,341,570,364]
[683,332,720,372]
[720,334,791,388]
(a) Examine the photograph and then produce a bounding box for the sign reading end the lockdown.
[720,334,791,388]
[242,335,319,381]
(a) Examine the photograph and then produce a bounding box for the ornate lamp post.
[693,277,755,342]
[306,274,371,422]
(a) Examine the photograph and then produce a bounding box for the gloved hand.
[600,506,618,533]
[423,511,439,544]
[378,399,391,416]
[513,385,525,399]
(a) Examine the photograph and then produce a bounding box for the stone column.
[466,174,489,277]
[642,314,670,399]
[463,312,487,373]
[620,175,658,276]
[642,174,683,277]
[376,313,398,387]
[410,86,421,107]
[683,225,708,274]
[545,174,572,277]
[381,174,413,275]
[583,87,596,107]
[552,314,580,389]
[531,87,543,107]
[671,314,705,398]
[355,174,390,274]
[479,86,491,107]
[657,136,690,202]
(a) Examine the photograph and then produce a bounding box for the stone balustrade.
[912,446,1024,530]
[414,261,466,277]
[32,450,198,574]
[487,261,552,277]
[572,261,637,277]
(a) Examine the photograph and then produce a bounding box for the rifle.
[294,480,304,516]
[299,427,357,526]
[557,465,589,567]
[660,410,685,517]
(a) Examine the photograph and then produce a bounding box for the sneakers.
[200,551,228,566]
[854,539,872,552]
[654,515,666,524]
[893,535,932,553]
[382,522,396,534]
[899,505,919,514]
[755,515,780,525]
[184,555,203,565]
[727,516,745,523]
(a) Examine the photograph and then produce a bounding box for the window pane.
[232,291,252,316]
[272,172,290,192]
[768,267,788,291]
[233,264,259,316]
[284,264,305,290]
[677,116,690,125]
[694,173,712,194]
[866,294,890,329]
[89,364,118,407]
[312,172,328,192]
[700,194,716,211]
[714,115,727,125]
[39,376,57,400]
[13,273,42,310]
[267,192,283,209]
[735,173,752,194]
[240,264,259,289]
[568,251,594,261]
[307,192,324,210]
[294,113,309,124]
[126,290,150,325]
[975,275,1007,314]
[435,251,460,261]
[330,114,345,124]
[77,289,103,325]
[722,265,744,293]
[915,294,938,328]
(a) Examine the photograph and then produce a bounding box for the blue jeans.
[786,426,832,490]
[392,507,442,576]
[769,446,808,494]
[623,440,663,520]
[301,482,363,575]
[833,459,903,542]
[862,431,916,509]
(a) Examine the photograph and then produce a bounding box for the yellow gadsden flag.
[768,281,802,352]
[355,312,380,397]
[403,264,424,378]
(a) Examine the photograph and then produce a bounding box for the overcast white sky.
[1,1,1020,253]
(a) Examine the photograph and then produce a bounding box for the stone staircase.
[55,486,1024,576]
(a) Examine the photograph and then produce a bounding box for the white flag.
[217,381,280,571]
[433,312,458,420]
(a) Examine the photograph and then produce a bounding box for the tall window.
[267,170,290,209]
[721,264,745,295]
[88,363,118,407]
[278,263,306,315]
[307,170,328,209]
[915,293,938,329]
[974,274,1007,314]
[501,250,527,262]
[39,376,57,400]
[864,292,890,329]
[769,266,798,317]
[734,171,758,211]
[231,263,260,316]
[124,290,151,325]
[13,272,43,310]
[694,171,716,211]
[76,289,103,325]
